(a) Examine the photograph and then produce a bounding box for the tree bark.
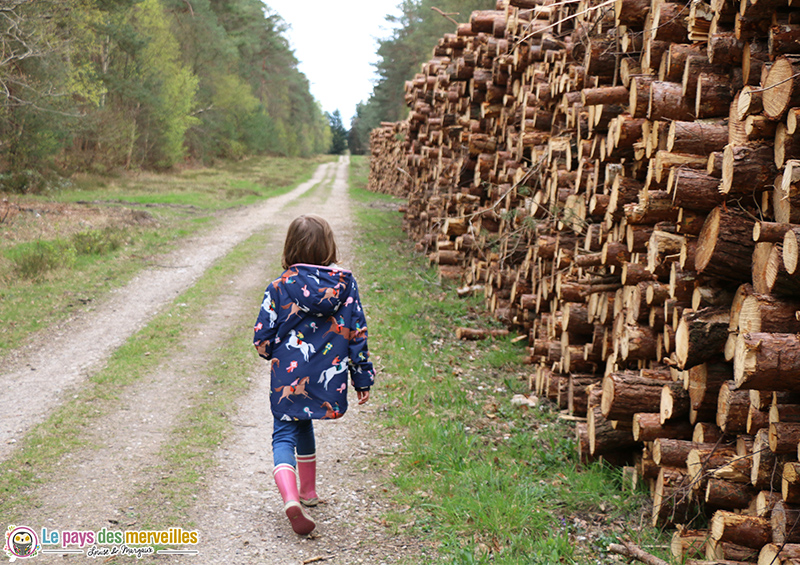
[675,307,731,370]
[734,333,800,391]
[710,510,771,548]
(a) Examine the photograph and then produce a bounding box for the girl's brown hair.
[282,214,339,269]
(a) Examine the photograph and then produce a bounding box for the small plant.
[70,228,123,256]
[6,239,75,279]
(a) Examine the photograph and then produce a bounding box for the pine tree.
[328,110,347,155]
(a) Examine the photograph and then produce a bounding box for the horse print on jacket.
[254,264,376,421]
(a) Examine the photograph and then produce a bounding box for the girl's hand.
[357,389,370,405]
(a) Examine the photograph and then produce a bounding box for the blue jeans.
[272,418,316,467]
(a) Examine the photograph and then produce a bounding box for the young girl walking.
[253,214,375,535]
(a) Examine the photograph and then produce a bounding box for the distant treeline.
[348,0,496,155]
[0,0,330,192]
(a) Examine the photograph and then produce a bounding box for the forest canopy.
[0,0,330,191]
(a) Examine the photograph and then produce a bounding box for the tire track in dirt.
[0,163,335,461]
[7,157,426,564]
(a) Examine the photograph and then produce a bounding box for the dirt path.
[2,157,426,563]
[0,163,334,459]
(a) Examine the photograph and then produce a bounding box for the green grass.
[135,232,274,527]
[0,218,208,356]
[350,190,668,564]
[64,154,334,210]
[0,225,276,521]
[0,155,324,357]
[349,155,370,191]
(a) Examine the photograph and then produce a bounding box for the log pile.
[367,0,800,559]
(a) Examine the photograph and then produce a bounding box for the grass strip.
[0,218,210,356]
[0,226,278,521]
[63,155,335,210]
[133,233,277,527]
[0,155,327,356]
[348,184,670,564]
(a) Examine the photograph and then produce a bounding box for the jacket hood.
[282,264,354,318]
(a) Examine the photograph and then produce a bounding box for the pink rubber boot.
[273,464,315,535]
[297,453,319,507]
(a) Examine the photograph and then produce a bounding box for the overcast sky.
[263,0,403,125]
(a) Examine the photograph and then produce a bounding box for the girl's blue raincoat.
[253,264,375,421]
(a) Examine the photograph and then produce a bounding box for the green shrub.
[70,228,123,256]
[7,239,76,279]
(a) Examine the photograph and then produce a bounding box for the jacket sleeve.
[347,278,375,390]
[253,284,279,361]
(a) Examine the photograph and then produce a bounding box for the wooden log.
[710,510,771,549]
[634,412,694,442]
[783,226,800,274]
[771,500,800,545]
[695,206,757,283]
[758,543,800,565]
[675,307,731,370]
[720,142,778,195]
[456,327,511,340]
[688,362,733,412]
[661,381,691,423]
[771,423,800,454]
[654,438,714,467]
[696,73,735,119]
[671,528,709,561]
[704,540,760,562]
[667,120,729,154]
[569,374,599,416]
[763,56,800,120]
[753,221,795,244]
[620,323,659,361]
[669,169,726,212]
[738,293,800,334]
[717,381,751,433]
[653,466,693,527]
[648,81,695,121]
[758,490,783,517]
[587,405,639,455]
[752,427,783,490]
[734,333,800,391]
[695,422,726,444]
[706,477,757,510]
[748,404,770,435]
[582,86,629,106]
[776,122,800,169]
[771,404,800,425]
[688,443,738,490]
[601,371,671,419]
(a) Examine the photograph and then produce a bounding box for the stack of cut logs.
[368,0,800,561]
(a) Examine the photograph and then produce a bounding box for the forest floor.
[0,156,429,564]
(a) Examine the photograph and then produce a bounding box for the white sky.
[262,0,403,125]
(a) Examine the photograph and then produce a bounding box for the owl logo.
[3,525,41,560]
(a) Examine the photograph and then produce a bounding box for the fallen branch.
[455,327,510,340]
[608,542,670,565]
[431,7,460,26]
